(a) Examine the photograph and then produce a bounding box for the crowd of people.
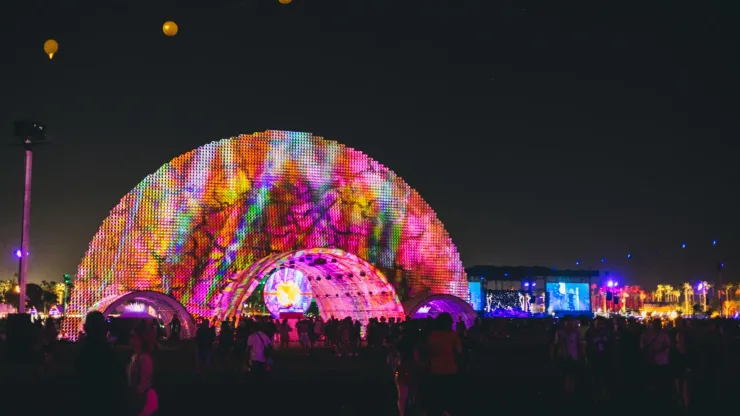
[356,313,736,415]
[1,311,738,415]
[545,315,734,411]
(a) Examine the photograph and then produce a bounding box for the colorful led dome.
[67,131,467,325]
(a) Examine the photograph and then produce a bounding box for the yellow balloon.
[163,21,178,37]
[44,39,58,60]
[279,0,292,4]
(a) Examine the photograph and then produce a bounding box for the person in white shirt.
[247,323,272,382]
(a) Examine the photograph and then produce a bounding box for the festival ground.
[1,339,737,415]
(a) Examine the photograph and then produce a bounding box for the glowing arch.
[101,291,197,339]
[216,248,405,324]
[403,294,477,328]
[66,130,468,334]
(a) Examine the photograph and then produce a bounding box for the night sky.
[1,1,737,287]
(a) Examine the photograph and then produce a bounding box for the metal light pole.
[63,274,71,316]
[18,139,33,314]
[13,120,46,314]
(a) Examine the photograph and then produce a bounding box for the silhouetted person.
[74,311,127,415]
[168,315,181,341]
[195,318,215,374]
[218,320,234,361]
[129,322,158,415]
[423,313,462,416]
[247,321,272,383]
[41,316,58,369]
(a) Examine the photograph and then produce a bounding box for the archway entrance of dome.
[101,291,197,340]
[214,249,405,325]
[403,294,477,328]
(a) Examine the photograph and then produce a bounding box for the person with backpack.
[247,322,273,383]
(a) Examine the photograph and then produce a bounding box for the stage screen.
[546,282,591,313]
[468,281,482,310]
[483,291,533,317]
[263,268,313,318]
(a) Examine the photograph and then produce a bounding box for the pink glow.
[217,248,405,325]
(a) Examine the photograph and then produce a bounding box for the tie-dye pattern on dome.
[67,130,467,321]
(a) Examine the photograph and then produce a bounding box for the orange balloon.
[279,0,292,4]
[163,21,179,37]
[44,39,58,60]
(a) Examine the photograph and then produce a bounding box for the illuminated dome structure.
[65,131,470,336]
[262,268,313,317]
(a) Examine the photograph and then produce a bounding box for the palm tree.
[672,290,680,304]
[0,279,19,304]
[39,281,58,313]
[664,285,674,302]
[721,283,734,317]
[699,281,711,312]
[53,282,66,306]
[656,285,665,302]
[723,283,734,302]
[0,280,11,303]
[682,283,694,314]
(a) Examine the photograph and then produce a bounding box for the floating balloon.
[163,21,179,37]
[279,0,292,4]
[44,39,58,60]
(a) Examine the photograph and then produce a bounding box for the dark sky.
[1,1,738,288]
